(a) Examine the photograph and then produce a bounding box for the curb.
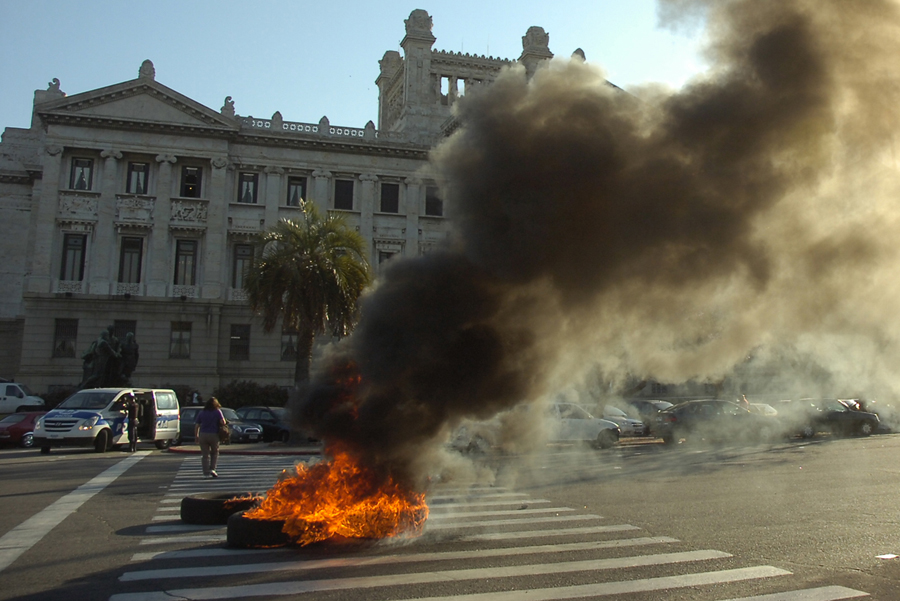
[168,444,322,456]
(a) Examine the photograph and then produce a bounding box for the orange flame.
[243,446,429,546]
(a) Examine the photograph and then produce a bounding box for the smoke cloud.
[300,0,900,487]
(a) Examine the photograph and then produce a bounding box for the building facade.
[0,10,556,395]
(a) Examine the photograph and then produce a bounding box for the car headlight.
[231,425,244,433]
[79,416,100,431]
[35,417,45,430]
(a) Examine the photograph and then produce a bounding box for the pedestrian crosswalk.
[110,453,870,601]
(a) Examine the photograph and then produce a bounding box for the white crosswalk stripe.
[111,451,870,601]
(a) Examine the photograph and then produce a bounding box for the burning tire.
[226,511,292,548]
[180,493,263,525]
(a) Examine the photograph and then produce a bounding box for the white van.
[33,388,180,453]
[0,383,45,413]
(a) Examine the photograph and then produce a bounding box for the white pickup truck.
[0,382,45,414]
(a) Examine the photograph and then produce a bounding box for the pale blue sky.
[0,0,707,131]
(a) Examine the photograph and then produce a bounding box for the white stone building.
[0,10,556,395]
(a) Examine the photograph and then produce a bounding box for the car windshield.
[0,414,26,425]
[57,391,117,410]
[604,406,628,418]
[221,409,239,421]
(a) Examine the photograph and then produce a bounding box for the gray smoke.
[301,0,900,487]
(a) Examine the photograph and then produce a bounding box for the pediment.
[36,79,237,131]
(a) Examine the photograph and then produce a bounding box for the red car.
[0,411,47,448]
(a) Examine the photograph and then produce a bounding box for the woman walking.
[194,396,225,478]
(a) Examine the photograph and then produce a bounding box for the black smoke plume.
[300,0,900,486]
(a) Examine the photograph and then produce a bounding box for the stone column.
[147,154,176,297]
[310,169,332,213]
[202,157,228,299]
[358,173,378,264]
[263,166,283,228]
[88,149,122,295]
[404,177,421,257]
[26,145,63,293]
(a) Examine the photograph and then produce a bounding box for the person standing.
[194,397,225,478]
[125,394,139,452]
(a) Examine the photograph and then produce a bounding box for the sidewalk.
[168,442,323,456]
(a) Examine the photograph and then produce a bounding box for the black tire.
[595,429,618,449]
[661,433,675,445]
[279,430,290,444]
[20,432,34,448]
[15,406,32,413]
[155,439,172,450]
[172,434,182,447]
[227,510,292,548]
[857,421,874,436]
[40,445,51,454]
[180,493,263,525]
[94,430,110,453]
[799,425,815,439]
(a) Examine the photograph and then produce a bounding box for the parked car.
[601,405,649,437]
[622,399,674,433]
[175,407,263,445]
[656,399,779,444]
[0,411,46,448]
[748,403,779,417]
[0,383,45,414]
[235,406,292,443]
[777,398,880,438]
[548,402,620,449]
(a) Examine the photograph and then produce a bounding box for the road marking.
[139,534,225,545]
[721,585,869,600]
[0,452,149,573]
[427,506,573,519]
[384,566,792,601]
[109,550,733,600]
[459,524,642,540]
[425,513,602,530]
[428,498,552,509]
[120,536,682,581]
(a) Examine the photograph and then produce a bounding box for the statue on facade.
[120,332,140,380]
[78,327,139,389]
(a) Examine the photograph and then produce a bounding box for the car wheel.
[94,430,109,453]
[595,430,618,449]
[20,432,34,448]
[857,421,874,436]
[15,406,32,413]
[279,430,290,444]
[799,425,815,439]
[172,435,182,447]
[40,446,51,454]
[155,439,172,450]
[661,433,675,445]
[181,493,263,525]
[227,511,292,548]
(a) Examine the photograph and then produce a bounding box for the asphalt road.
[0,434,897,600]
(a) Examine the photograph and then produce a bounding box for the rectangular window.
[180,166,202,198]
[425,186,443,216]
[169,321,191,359]
[281,328,298,361]
[52,318,78,358]
[378,251,396,264]
[229,324,251,361]
[69,158,93,190]
[174,240,197,285]
[287,177,306,207]
[334,179,354,211]
[126,162,149,194]
[232,244,253,288]
[237,172,258,204]
[380,183,399,213]
[113,320,137,343]
[60,234,86,281]
[118,237,143,283]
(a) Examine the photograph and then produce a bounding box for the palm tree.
[244,202,371,388]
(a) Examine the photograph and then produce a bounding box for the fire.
[243,445,429,546]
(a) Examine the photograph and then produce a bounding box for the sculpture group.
[79,326,140,389]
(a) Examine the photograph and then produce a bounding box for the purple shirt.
[194,408,224,434]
